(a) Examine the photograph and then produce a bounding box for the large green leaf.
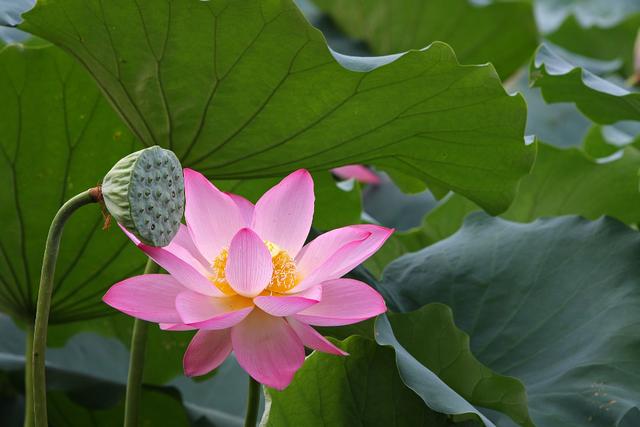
[536,0,640,86]
[1,312,250,426]
[546,14,640,76]
[514,73,590,149]
[582,123,640,159]
[368,142,640,274]
[363,193,469,276]
[18,0,534,215]
[0,39,364,324]
[530,44,640,124]
[620,408,640,427]
[47,313,193,385]
[264,305,532,425]
[362,174,436,231]
[376,305,532,426]
[264,336,468,426]
[0,385,192,427]
[534,0,640,33]
[311,0,538,79]
[499,144,640,224]
[380,214,640,426]
[311,173,362,230]
[171,357,249,427]
[0,40,208,408]
[0,44,145,323]
[0,313,191,426]
[47,388,191,427]
[0,34,362,399]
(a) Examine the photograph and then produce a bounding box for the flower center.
[210,241,300,296]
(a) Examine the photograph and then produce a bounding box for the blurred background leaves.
[2,0,640,425]
[381,214,640,426]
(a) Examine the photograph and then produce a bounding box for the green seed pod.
[102,146,185,247]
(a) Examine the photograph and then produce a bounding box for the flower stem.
[124,258,160,427]
[244,376,261,427]
[23,323,34,427]
[32,189,101,427]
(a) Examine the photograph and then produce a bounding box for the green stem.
[24,324,34,427]
[123,258,160,427]
[244,376,261,427]
[32,189,100,427]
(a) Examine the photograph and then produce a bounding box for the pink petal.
[294,279,386,326]
[295,226,371,276]
[103,274,183,323]
[119,223,142,246]
[139,244,222,296]
[225,228,273,297]
[253,286,322,317]
[120,223,210,277]
[184,168,245,260]
[331,165,380,184]
[183,329,232,377]
[175,291,254,329]
[159,323,196,331]
[168,224,211,268]
[287,317,348,356]
[252,170,314,257]
[293,224,393,292]
[231,309,305,390]
[227,193,254,226]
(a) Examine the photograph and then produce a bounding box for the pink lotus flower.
[103,169,392,389]
[331,165,381,184]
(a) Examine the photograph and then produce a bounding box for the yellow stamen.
[210,241,300,296]
[211,248,235,295]
[266,250,299,293]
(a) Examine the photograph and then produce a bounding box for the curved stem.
[33,189,100,427]
[123,258,159,427]
[24,324,34,427]
[244,376,261,427]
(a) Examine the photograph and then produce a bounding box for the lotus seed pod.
[102,146,185,247]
